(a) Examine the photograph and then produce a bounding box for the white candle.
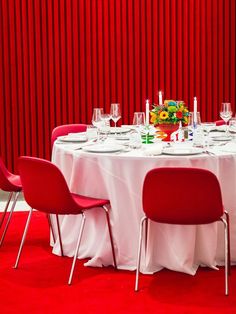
[159,91,163,105]
[145,99,149,125]
[193,96,197,125]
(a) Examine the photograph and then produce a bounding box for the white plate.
[82,144,124,153]
[109,127,131,134]
[112,135,130,140]
[58,135,88,143]
[211,136,232,142]
[162,147,203,155]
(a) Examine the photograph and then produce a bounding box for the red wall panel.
[0,0,235,171]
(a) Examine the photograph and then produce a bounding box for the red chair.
[51,124,87,147]
[15,156,117,285]
[215,119,227,126]
[0,158,22,246]
[135,167,230,295]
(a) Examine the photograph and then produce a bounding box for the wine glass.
[92,108,103,142]
[132,112,145,127]
[220,103,232,136]
[110,103,121,136]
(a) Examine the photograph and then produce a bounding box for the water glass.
[86,125,97,140]
[100,113,111,141]
[201,122,216,147]
[229,118,236,139]
[188,112,201,129]
[129,130,142,149]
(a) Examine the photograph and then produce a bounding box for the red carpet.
[0,211,235,314]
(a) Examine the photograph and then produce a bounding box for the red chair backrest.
[18,156,82,215]
[143,167,224,224]
[0,158,21,192]
[51,124,87,147]
[215,120,227,126]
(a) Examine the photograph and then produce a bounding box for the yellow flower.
[159,111,169,120]
[164,100,169,107]
[183,116,189,124]
[150,112,157,123]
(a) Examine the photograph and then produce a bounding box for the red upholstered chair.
[135,167,230,295]
[51,124,87,147]
[15,156,117,285]
[0,158,22,246]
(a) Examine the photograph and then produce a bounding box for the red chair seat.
[72,193,109,210]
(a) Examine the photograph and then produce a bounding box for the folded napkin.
[143,143,163,156]
[68,132,87,136]
[66,133,88,140]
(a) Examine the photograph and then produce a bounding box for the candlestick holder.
[141,125,154,144]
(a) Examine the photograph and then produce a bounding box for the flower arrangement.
[150,100,189,125]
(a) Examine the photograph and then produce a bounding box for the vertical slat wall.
[0,0,235,171]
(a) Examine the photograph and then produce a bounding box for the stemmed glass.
[132,112,145,130]
[220,103,232,136]
[110,103,121,136]
[92,108,103,142]
[133,112,145,126]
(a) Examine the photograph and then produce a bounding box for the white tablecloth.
[51,143,236,275]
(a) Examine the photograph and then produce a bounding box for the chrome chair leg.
[0,192,13,229]
[56,214,64,257]
[46,214,56,244]
[68,213,86,285]
[135,216,147,292]
[103,205,117,269]
[14,207,33,269]
[221,217,229,296]
[0,191,20,246]
[224,210,231,275]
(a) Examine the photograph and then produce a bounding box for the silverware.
[204,150,216,156]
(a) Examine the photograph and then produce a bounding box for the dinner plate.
[112,135,130,140]
[108,127,131,134]
[58,135,88,142]
[210,136,232,142]
[82,144,124,153]
[162,147,203,155]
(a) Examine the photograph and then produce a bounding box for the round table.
[51,141,236,274]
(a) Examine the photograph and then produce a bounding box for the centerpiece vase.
[157,123,179,141]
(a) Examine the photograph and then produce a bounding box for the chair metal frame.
[0,158,22,247]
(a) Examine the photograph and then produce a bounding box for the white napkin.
[67,133,88,141]
[143,143,163,156]
[68,132,87,136]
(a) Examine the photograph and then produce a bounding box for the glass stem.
[225,122,229,136]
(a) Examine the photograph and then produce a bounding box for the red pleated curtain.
[0,0,235,171]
